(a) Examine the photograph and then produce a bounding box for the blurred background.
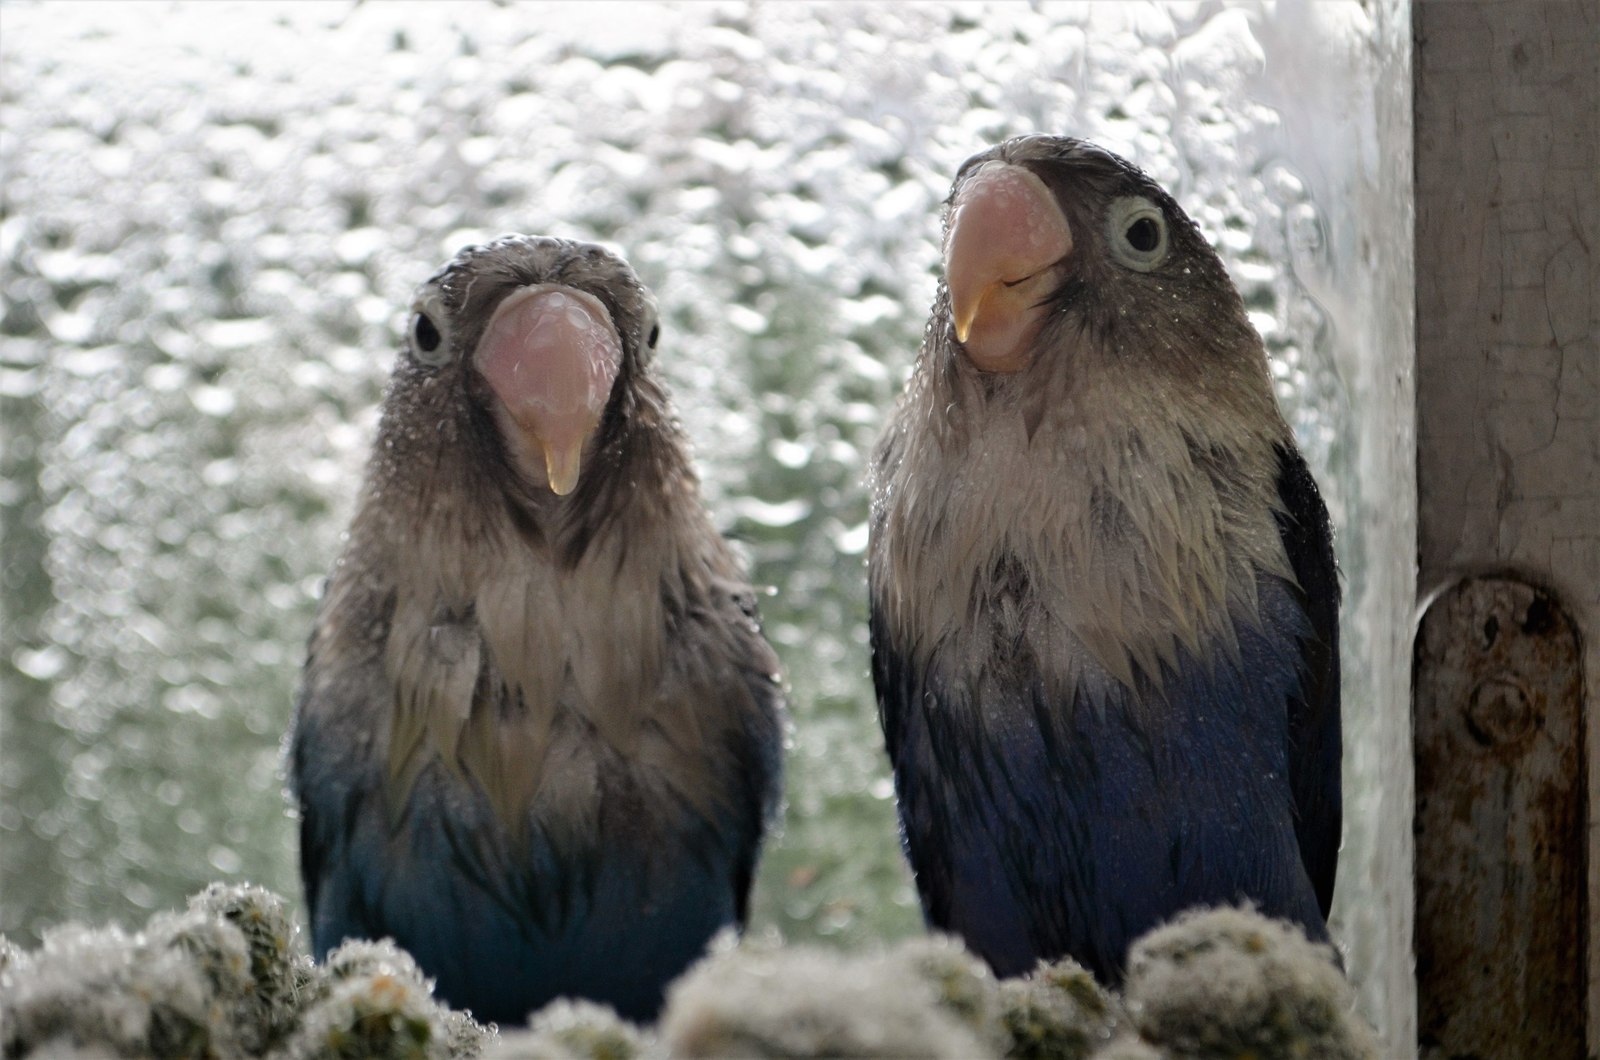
[0,0,1413,1043]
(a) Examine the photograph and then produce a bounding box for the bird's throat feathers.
[871,354,1296,701]
[317,421,733,838]
[381,519,669,834]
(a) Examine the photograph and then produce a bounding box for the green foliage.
[487,1000,650,1060]
[896,935,1008,1051]
[1000,957,1124,1060]
[187,883,318,1052]
[0,889,1377,1060]
[1121,907,1378,1060]
[0,887,486,1060]
[657,935,993,1059]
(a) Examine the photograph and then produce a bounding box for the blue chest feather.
[297,751,759,1024]
[878,576,1329,981]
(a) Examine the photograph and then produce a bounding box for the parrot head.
[400,235,660,497]
[940,134,1262,399]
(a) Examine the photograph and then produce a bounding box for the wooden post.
[1414,1,1599,1056]
[1414,577,1585,1056]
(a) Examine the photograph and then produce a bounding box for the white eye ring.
[639,291,661,361]
[408,287,452,367]
[1107,196,1169,272]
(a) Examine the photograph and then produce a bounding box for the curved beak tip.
[477,283,621,497]
[941,161,1072,369]
[543,442,583,496]
[952,296,980,344]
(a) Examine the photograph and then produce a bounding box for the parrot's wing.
[1273,443,1342,918]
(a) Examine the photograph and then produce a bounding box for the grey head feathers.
[306,235,764,835]
[871,136,1297,702]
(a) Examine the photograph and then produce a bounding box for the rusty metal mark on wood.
[1414,576,1586,1059]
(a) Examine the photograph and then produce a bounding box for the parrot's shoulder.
[1271,443,1339,612]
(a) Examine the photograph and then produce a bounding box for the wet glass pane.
[1,1,1412,1043]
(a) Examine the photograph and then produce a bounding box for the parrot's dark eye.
[638,293,662,360]
[408,288,453,366]
[1107,196,1169,272]
[414,313,442,353]
[1126,217,1161,253]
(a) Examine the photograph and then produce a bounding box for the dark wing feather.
[1273,443,1342,917]
[291,724,386,954]
[869,570,978,943]
[706,579,786,928]
[726,685,783,929]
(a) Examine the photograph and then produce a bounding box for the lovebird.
[289,236,785,1024]
[867,135,1341,984]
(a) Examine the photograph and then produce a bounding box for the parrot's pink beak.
[475,285,621,496]
[944,161,1073,373]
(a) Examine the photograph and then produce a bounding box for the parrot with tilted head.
[868,135,1341,984]
[288,235,785,1024]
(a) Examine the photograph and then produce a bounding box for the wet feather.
[868,136,1341,983]
[289,236,784,1024]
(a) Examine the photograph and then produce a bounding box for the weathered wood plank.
[1414,577,1585,1059]
[1415,0,1599,1052]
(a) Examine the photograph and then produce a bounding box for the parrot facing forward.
[289,236,784,1024]
[868,135,1341,983]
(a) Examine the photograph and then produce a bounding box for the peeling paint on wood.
[1415,0,1599,1053]
[1414,576,1585,1059]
